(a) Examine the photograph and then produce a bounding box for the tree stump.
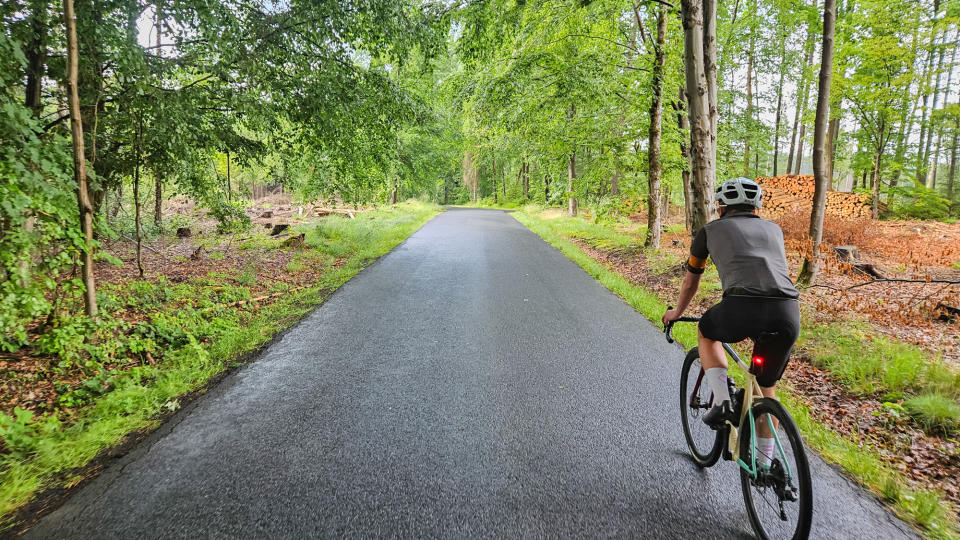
[176,227,191,238]
[270,224,289,236]
[260,211,273,218]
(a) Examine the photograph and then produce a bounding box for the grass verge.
[513,206,957,539]
[0,201,440,531]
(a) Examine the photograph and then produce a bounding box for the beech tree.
[797,0,836,286]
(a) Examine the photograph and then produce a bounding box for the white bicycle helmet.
[715,177,763,209]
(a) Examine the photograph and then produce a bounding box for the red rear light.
[753,356,764,366]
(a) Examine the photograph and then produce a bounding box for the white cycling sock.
[758,437,776,467]
[705,367,731,404]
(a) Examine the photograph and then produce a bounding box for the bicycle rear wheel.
[739,398,813,540]
[679,347,723,467]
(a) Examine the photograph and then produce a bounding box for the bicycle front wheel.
[679,347,723,467]
[739,398,813,540]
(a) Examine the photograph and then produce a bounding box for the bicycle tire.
[739,398,813,540]
[679,347,723,467]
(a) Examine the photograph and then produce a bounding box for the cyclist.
[662,177,800,465]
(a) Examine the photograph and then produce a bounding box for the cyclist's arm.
[672,269,702,315]
[667,228,709,320]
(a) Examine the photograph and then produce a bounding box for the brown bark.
[797,0,835,286]
[645,7,667,249]
[64,0,97,317]
[680,0,718,235]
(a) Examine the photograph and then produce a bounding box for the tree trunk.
[797,0,835,286]
[826,117,840,185]
[154,175,162,228]
[676,87,695,233]
[871,121,887,219]
[25,0,48,115]
[787,18,816,175]
[567,104,578,216]
[743,34,754,177]
[134,115,144,278]
[680,0,718,235]
[226,150,232,201]
[946,127,957,202]
[645,7,667,249]
[568,151,578,217]
[773,43,787,176]
[492,154,498,204]
[544,173,551,201]
[611,168,621,196]
[916,0,941,187]
[928,41,956,189]
[64,0,97,317]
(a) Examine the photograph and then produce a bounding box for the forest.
[2,0,960,535]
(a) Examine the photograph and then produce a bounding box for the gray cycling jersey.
[686,213,799,299]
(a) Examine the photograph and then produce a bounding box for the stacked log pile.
[755,175,875,219]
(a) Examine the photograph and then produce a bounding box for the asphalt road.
[27,208,918,539]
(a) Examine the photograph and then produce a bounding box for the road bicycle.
[665,314,812,540]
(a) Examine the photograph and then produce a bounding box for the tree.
[681,0,719,234]
[645,6,668,248]
[63,0,97,318]
[797,0,836,286]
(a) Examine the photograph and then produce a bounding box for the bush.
[889,185,951,220]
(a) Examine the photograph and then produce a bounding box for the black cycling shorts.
[698,296,800,387]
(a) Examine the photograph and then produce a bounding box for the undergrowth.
[0,201,440,531]
[514,206,958,539]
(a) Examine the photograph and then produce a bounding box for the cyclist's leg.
[751,299,800,462]
[698,329,727,370]
[698,299,750,426]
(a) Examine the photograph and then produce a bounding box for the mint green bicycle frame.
[719,342,793,480]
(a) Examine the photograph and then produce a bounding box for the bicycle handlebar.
[664,306,700,344]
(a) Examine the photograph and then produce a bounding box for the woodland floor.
[558,207,960,515]
[0,194,365,419]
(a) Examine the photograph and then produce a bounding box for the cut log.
[852,263,884,279]
[834,246,859,262]
[176,227,191,238]
[270,224,289,236]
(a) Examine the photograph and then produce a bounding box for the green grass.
[514,207,958,539]
[0,201,440,531]
[904,394,960,433]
